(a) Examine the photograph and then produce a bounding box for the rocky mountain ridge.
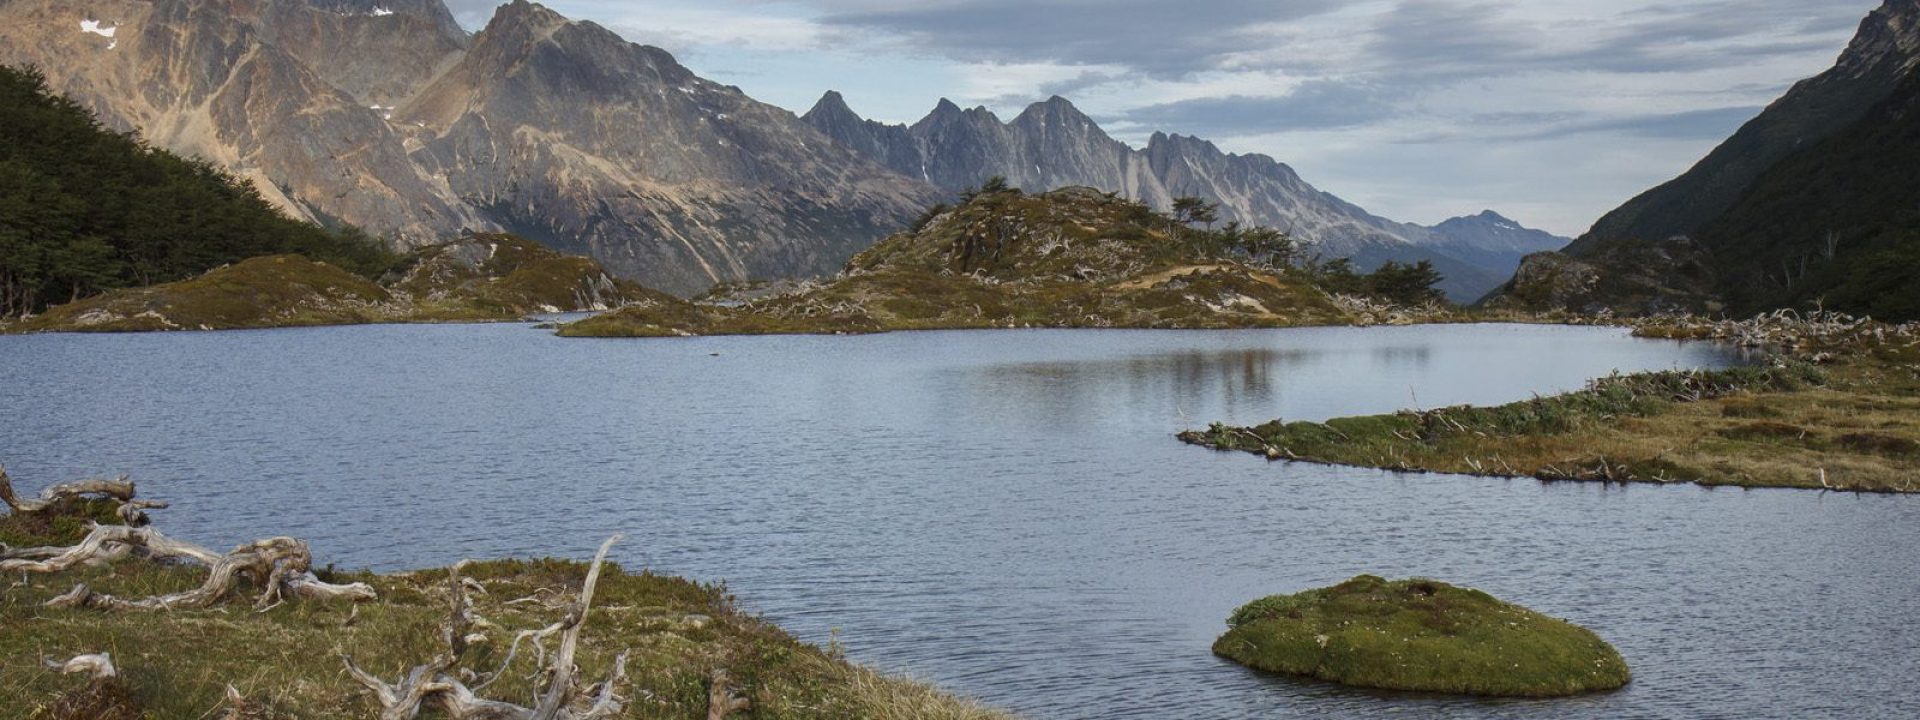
[0,0,936,295]
[3,0,1553,301]
[804,92,1563,300]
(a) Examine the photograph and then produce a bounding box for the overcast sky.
[445,0,1876,236]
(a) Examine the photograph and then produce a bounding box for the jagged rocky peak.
[1837,0,1920,78]
[807,90,858,119]
[803,89,880,135]
[1012,95,1096,129]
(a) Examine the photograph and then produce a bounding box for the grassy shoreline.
[1181,314,1920,493]
[1,499,1008,719]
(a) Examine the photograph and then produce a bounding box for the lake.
[1,323,1913,718]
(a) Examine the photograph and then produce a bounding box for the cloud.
[1530,106,1765,140]
[1122,82,1405,135]
[814,0,1341,77]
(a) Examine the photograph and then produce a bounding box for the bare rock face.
[256,0,470,107]
[0,0,936,295]
[400,1,939,294]
[0,0,487,246]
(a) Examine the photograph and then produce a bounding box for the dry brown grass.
[1184,315,1920,493]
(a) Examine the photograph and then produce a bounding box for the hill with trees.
[1489,0,1920,320]
[0,64,396,319]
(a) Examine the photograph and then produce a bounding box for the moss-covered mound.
[1215,575,1629,697]
[10,255,392,332]
[563,186,1365,337]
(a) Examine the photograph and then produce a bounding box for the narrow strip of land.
[1182,314,1920,493]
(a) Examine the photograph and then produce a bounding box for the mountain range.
[0,0,1564,299]
[802,92,1567,300]
[1493,0,1920,319]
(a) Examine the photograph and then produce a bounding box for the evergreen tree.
[0,64,399,317]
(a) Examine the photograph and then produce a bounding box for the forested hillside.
[1694,70,1920,319]
[0,64,396,318]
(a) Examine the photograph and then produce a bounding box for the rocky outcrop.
[1486,237,1718,315]
[5,234,653,332]
[559,186,1367,337]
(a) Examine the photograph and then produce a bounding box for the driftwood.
[4,523,374,609]
[344,535,631,720]
[43,534,375,610]
[0,465,136,512]
[0,524,220,569]
[44,652,118,680]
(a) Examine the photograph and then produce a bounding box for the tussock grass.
[1,509,1012,719]
[1215,576,1629,697]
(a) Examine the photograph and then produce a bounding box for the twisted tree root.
[344,535,631,720]
[16,527,373,609]
[0,524,217,569]
[0,465,136,513]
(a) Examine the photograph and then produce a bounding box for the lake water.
[1,323,1914,718]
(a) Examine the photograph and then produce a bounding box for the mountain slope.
[1693,68,1920,318]
[803,93,1540,301]
[1425,211,1570,281]
[1491,0,1920,318]
[0,63,396,318]
[0,0,938,296]
[400,1,939,294]
[0,0,488,244]
[1573,0,1920,251]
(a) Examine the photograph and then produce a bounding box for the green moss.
[1215,576,1630,697]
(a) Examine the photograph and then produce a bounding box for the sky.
[443,0,1877,237]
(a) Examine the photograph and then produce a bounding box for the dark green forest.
[1694,70,1920,320]
[0,65,398,317]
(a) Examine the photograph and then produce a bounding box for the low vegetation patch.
[1215,575,1629,697]
[1182,313,1920,492]
[0,468,1008,719]
[5,235,652,333]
